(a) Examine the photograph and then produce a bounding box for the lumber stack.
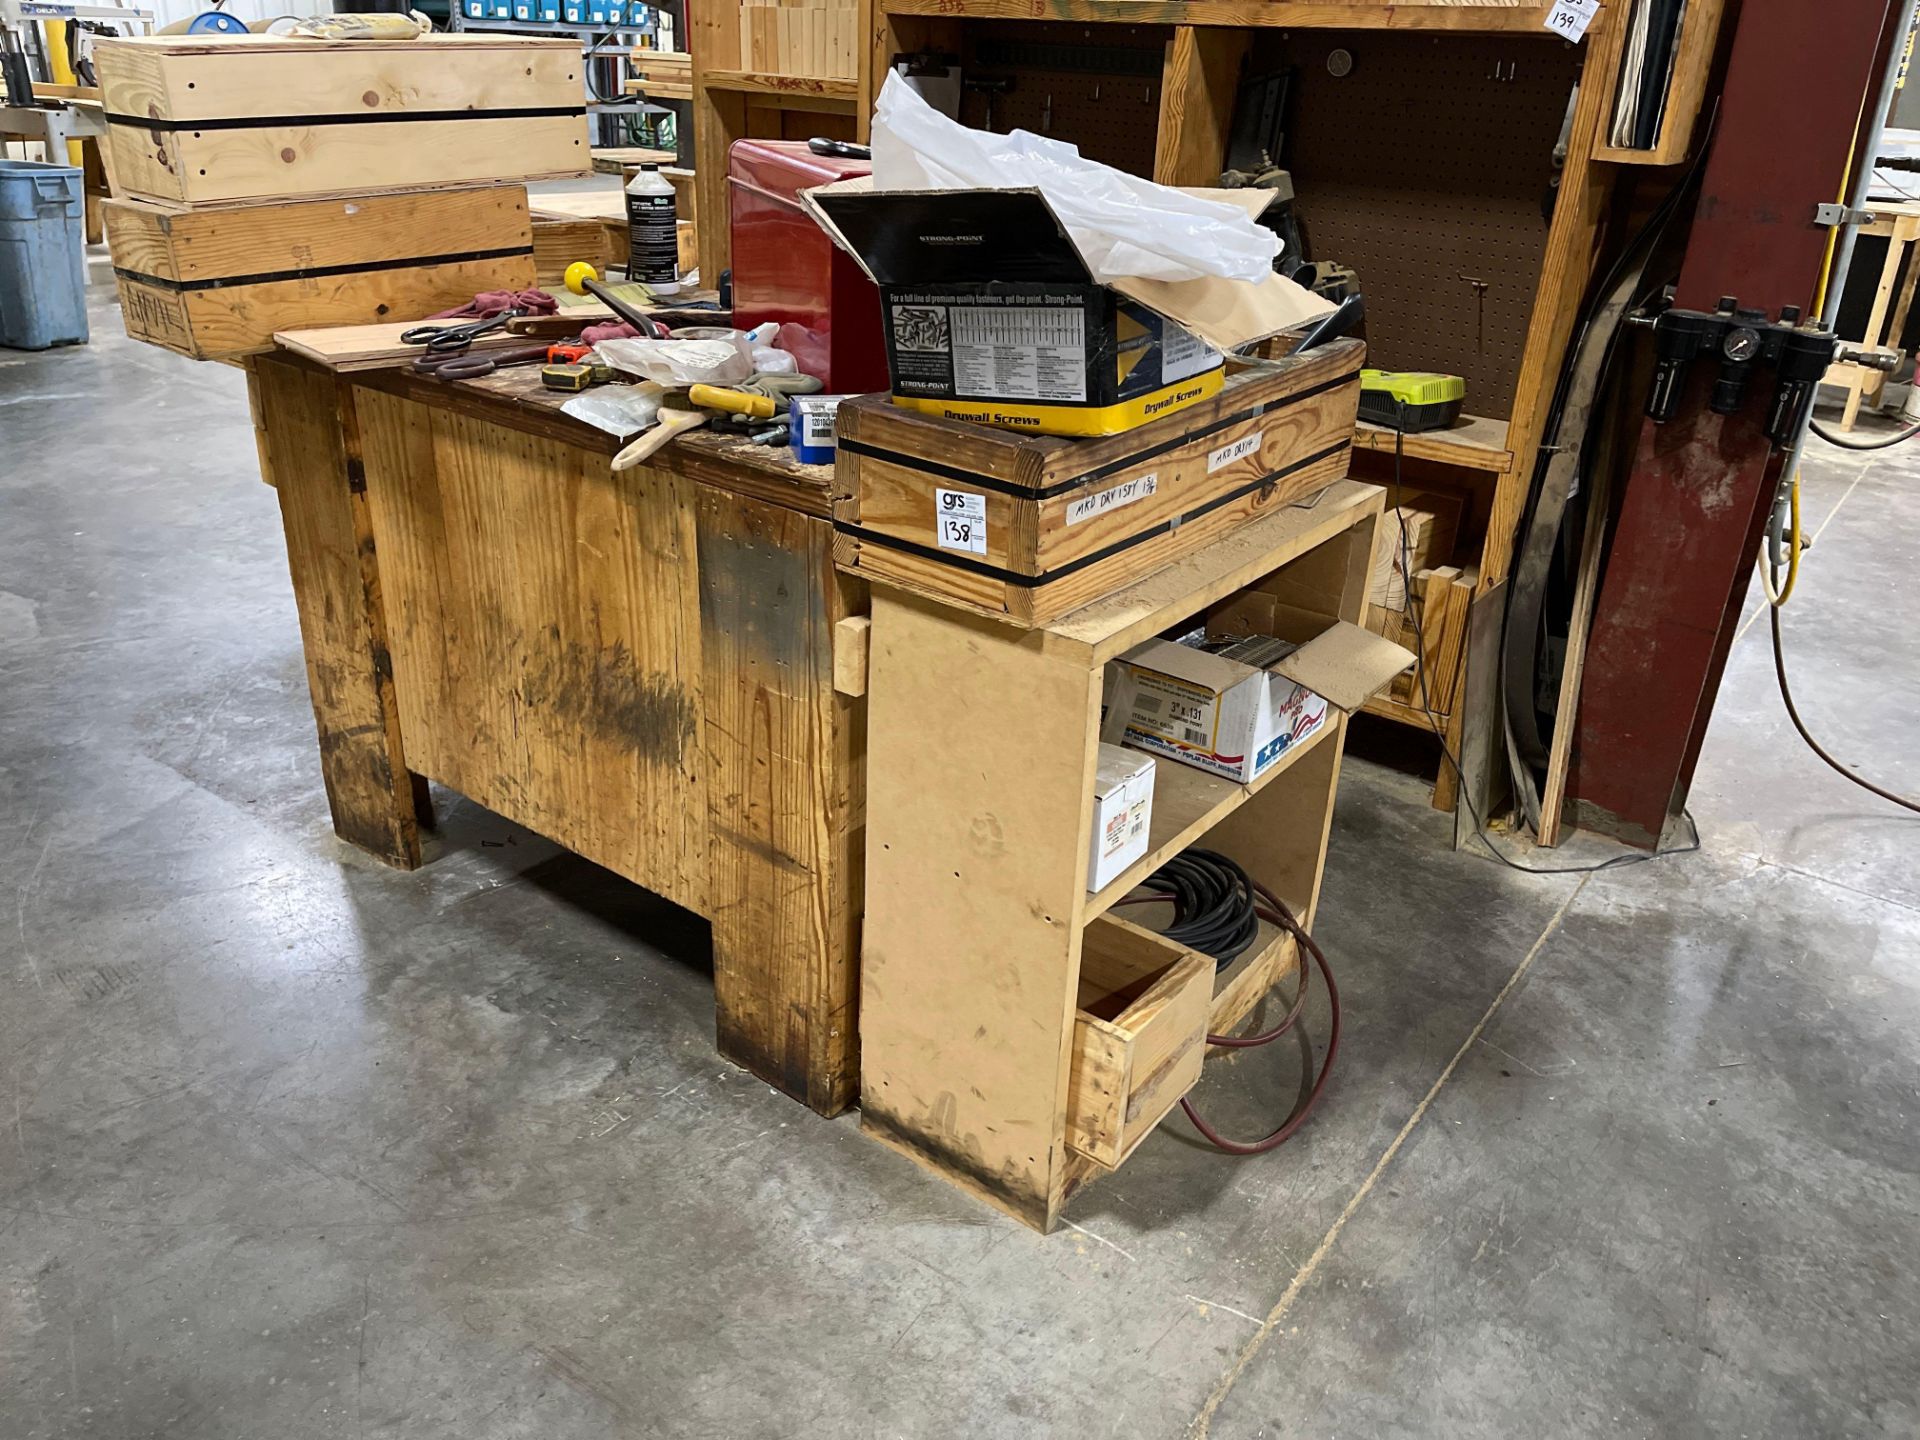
[834,343,1364,626]
[92,34,592,360]
[627,50,693,101]
[738,0,860,79]
[1363,487,1468,709]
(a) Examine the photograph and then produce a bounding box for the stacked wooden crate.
[93,34,591,361]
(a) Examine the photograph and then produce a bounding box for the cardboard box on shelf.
[1088,744,1155,892]
[1102,622,1414,784]
[803,180,1330,438]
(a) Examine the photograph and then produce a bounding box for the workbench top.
[347,362,847,520]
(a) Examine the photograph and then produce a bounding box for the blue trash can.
[0,159,89,350]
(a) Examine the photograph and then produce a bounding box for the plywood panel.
[356,389,706,912]
[859,592,1102,1228]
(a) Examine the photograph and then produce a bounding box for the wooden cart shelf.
[1082,720,1339,923]
[701,68,858,104]
[859,478,1388,1230]
[1353,414,1513,473]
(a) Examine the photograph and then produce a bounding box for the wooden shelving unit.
[858,480,1392,1231]
[1353,414,1513,473]
[689,0,865,281]
[1590,0,1727,166]
[851,0,1731,814]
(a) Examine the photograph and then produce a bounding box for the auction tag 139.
[1542,0,1598,42]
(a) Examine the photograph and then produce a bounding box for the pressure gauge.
[1723,327,1762,362]
[1327,48,1355,78]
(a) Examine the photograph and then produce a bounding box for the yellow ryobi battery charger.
[1358,369,1465,432]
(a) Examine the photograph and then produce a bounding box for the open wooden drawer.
[1066,915,1212,1171]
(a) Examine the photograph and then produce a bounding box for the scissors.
[400,308,522,355]
[410,343,550,380]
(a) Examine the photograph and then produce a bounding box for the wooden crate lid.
[836,339,1364,494]
[94,34,583,125]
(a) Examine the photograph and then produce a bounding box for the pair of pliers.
[401,309,521,355]
[410,344,549,380]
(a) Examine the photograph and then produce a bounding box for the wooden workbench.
[246,355,865,1114]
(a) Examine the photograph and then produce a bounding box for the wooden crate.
[93,35,589,208]
[1066,917,1211,1171]
[106,186,535,360]
[833,339,1363,627]
[530,213,612,286]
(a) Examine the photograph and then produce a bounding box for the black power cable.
[1810,417,1920,450]
[1125,850,1261,968]
[1770,605,1920,814]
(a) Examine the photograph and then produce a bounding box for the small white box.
[1101,622,1415,785]
[1089,743,1155,891]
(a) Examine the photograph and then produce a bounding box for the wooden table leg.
[251,356,423,870]
[81,138,106,246]
[697,490,864,1115]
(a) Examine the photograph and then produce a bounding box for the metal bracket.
[1814,201,1874,227]
[1832,341,1902,371]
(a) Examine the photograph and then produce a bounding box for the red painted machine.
[727,139,890,393]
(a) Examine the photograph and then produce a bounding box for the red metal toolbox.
[728,139,889,393]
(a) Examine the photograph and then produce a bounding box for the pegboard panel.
[1256,30,1586,418]
[955,22,1170,177]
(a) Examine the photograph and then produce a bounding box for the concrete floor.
[3,276,1918,1439]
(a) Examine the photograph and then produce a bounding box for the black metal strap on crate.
[837,368,1361,501]
[113,245,536,294]
[103,105,588,130]
[833,439,1352,589]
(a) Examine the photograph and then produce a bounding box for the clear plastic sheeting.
[868,71,1281,286]
[594,334,755,387]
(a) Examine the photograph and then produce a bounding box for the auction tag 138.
[934,488,987,555]
[1542,0,1598,42]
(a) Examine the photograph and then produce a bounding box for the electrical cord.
[1118,850,1261,968]
[1810,417,1920,450]
[1760,452,1920,812]
[1117,851,1340,1154]
[1769,606,1920,814]
[583,29,625,106]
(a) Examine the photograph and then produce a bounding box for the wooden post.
[251,356,422,869]
[697,495,866,1115]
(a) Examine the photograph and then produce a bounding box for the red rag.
[429,288,560,320]
[579,322,640,346]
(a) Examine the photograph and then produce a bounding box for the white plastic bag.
[869,71,1279,286]
[563,383,664,437]
[595,334,754,386]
